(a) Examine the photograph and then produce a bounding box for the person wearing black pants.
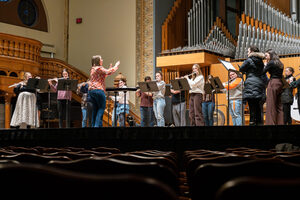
[57,99,71,128]
[240,46,266,126]
[48,69,72,128]
[281,67,295,125]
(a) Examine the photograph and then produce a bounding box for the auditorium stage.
[0,125,299,153]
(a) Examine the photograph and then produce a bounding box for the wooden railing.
[0,32,42,64]
[40,57,88,83]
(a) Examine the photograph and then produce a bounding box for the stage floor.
[1,125,299,169]
[1,125,299,151]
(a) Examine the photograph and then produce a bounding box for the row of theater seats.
[2,145,300,199]
[0,146,182,200]
[184,147,300,200]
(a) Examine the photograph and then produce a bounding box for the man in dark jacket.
[240,46,266,125]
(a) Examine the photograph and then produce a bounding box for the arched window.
[0,71,7,76]
[18,0,38,27]
[9,72,18,77]
[0,0,48,32]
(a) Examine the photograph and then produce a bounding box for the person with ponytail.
[263,49,284,125]
[89,55,120,127]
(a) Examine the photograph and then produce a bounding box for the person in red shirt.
[88,55,120,127]
[136,76,154,127]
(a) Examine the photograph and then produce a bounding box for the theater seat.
[216,176,300,200]
[0,163,178,200]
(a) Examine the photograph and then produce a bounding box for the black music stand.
[209,76,224,126]
[106,88,119,127]
[170,78,190,126]
[57,79,78,128]
[138,81,159,127]
[27,78,48,128]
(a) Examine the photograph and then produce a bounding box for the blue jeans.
[153,98,166,127]
[202,102,215,126]
[89,89,106,127]
[140,106,154,127]
[229,99,243,126]
[82,108,87,127]
[112,104,129,127]
[81,102,93,128]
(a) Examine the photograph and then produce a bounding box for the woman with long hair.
[88,55,120,127]
[263,49,284,125]
[48,68,72,128]
[202,75,215,126]
[152,71,166,127]
[240,46,266,126]
[10,72,39,129]
[185,64,205,126]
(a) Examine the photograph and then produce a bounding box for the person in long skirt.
[263,49,284,125]
[10,72,39,129]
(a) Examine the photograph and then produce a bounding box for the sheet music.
[218,59,238,71]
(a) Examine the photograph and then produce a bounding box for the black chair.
[48,157,180,194]
[107,153,179,174]
[0,163,178,200]
[1,153,71,164]
[216,176,300,200]
[190,158,300,200]
[186,155,250,188]
[90,146,121,153]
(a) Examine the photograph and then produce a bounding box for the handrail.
[0,32,42,63]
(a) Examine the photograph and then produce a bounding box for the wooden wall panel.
[267,0,290,16]
[161,0,192,51]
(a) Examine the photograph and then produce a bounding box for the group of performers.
[9,69,73,129]
[136,46,300,127]
[9,47,300,128]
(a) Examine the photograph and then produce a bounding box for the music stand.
[106,91,117,127]
[208,76,224,126]
[204,83,213,94]
[106,88,120,127]
[138,81,159,127]
[170,78,190,126]
[57,79,78,128]
[27,78,49,128]
[165,84,172,97]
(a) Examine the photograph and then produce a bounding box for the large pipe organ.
[236,0,300,59]
[157,0,300,125]
[161,0,300,60]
